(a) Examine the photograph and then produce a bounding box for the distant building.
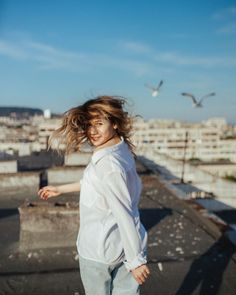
[38,118,64,150]
[132,117,236,163]
[44,109,51,119]
[1,114,235,163]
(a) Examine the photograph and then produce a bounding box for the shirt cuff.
[123,252,147,271]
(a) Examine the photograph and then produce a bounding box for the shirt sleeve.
[102,170,147,271]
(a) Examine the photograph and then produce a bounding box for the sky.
[0,0,236,123]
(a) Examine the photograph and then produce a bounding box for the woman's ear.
[113,124,118,130]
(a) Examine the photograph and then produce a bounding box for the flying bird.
[181,92,216,108]
[145,80,163,97]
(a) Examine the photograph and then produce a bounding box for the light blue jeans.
[78,254,140,295]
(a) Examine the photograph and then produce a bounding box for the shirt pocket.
[79,176,99,208]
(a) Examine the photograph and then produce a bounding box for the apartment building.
[132,118,236,162]
[1,114,235,162]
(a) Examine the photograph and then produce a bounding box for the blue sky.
[0,0,236,123]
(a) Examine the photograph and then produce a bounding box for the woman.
[38,95,150,295]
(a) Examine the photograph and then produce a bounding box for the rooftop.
[0,160,236,294]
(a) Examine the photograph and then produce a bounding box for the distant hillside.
[0,106,43,118]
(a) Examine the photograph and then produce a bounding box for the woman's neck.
[93,134,121,152]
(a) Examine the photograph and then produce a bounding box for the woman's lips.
[91,136,100,141]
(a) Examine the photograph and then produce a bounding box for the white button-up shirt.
[76,137,147,271]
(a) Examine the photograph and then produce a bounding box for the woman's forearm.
[57,181,81,194]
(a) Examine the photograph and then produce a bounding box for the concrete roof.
[0,160,236,294]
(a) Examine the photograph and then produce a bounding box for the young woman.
[38,96,150,295]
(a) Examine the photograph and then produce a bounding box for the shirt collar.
[91,136,125,165]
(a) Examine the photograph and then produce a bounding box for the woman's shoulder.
[95,152,126,178]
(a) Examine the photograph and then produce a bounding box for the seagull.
[145,80,163,97]
[181,92,216,108]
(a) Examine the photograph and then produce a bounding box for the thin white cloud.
[0,38,154,76]
[212,6,236,20]
[0,39,83,69]
[1,37,236,78]
[217,21,236,35]
[154,51,236,68]
[120,41,152,54]
[26,41,86,70]
[119,40,236,68]
[0,40,28,60]
[213,6,236,35]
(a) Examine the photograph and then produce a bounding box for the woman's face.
[87,116,117,147]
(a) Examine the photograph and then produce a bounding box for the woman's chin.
[91,138,103,146]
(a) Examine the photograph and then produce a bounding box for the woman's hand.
[38,186,61,200]
[131,264,150,285]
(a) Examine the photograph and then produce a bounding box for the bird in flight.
[181,92,216,108]
[145,80,163,97]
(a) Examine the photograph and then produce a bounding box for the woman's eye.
[87,121,103,128]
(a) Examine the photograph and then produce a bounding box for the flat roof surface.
[0,161,236,294]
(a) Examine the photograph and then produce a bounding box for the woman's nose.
[89,125,98,135]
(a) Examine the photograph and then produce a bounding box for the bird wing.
[181,92,197,103]
[199,92,216,103]
[144,83,155,91]
[157,80,163,90]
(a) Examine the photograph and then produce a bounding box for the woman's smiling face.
[87,116,117,148]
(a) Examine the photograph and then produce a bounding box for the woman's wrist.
[56,181,81,194]
[56,185,65,194]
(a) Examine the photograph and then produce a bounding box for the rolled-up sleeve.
[102,170,147,271]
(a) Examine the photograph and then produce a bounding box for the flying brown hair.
[48,95,137,156]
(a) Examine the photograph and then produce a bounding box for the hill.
[0,106,43,118]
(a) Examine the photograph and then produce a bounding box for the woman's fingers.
[41,190,49,200]
[132,265,150,285]
[38,188,47,196]
[138,274,146,284]
[37,189,43,196]
[38,188,52,200]
[138,272,147,283]
[143,266,150,277]
[134,275,145,285]
[38,186,60,201]
[142,271,148,279]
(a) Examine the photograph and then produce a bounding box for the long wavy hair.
[48,95,137,156]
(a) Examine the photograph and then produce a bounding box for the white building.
[44,109,51,119]
[38,118,64,150]
[132,117,236,163]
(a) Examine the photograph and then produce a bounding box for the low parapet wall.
[64,152,91,166]
[0,160,17,173]
[198,164,236,178]
[138,150,236,208]
[18,201,80,250]
[0,171,39,190]
[0,165,86,190]
[47,166,85,185]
